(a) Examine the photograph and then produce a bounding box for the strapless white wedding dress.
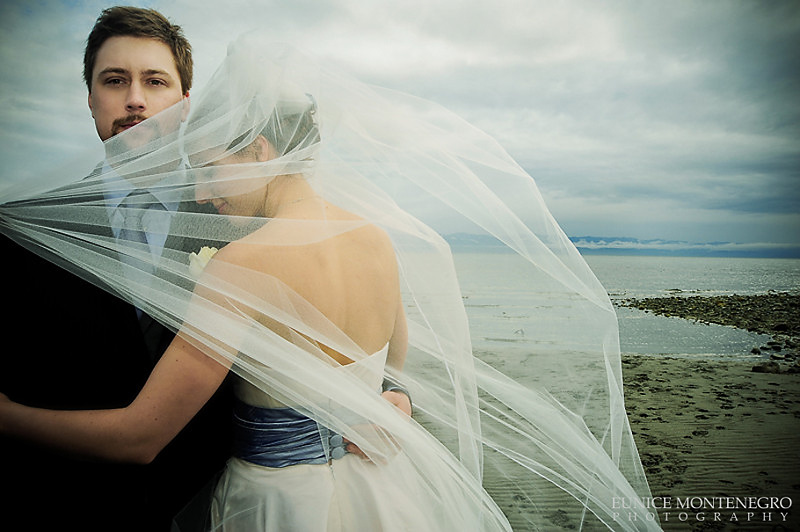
[208,345,438,531]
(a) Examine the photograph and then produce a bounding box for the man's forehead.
[93,36,178,77]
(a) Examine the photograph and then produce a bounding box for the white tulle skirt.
[210,453,443,531]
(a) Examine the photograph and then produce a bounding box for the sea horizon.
[445,233,800,259]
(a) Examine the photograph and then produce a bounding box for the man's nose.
[125,83,146,112]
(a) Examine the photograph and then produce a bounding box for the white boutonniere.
[189,246,219,278]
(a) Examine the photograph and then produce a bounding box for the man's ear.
[181,92,190,122]
[88,92,94,117]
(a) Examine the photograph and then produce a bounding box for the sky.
[1,0,798,255]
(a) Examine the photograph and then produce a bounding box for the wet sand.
[620,293,800,531]
[461,294,800,530]
[623,356,800,531]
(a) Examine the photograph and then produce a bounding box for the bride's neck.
[264,175,319,217]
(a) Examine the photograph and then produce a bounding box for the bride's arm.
[386,297,408,371]
[381,297,411,416]
[0,243,257,463]
[0,333,230,464]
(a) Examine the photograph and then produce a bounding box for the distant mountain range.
[444,233,800,258]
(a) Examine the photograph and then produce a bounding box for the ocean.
[452,253,800,360]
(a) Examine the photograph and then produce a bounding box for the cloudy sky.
[1,0,798,254]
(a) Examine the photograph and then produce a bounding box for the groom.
[0,7,231,531]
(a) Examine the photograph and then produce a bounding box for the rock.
[616,293,799,340]
[615,293,799,361]
[752,361,782,374]
[770,353,785,360]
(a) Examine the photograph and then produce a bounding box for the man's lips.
[111,115,148,135]
[115,120,142,133]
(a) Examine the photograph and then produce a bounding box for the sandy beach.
[620,294,800,531]
[436,293,800,530]
[623,356,800,531]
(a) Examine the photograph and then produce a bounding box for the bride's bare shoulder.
[208,208,393,273]
[208,229,274,270]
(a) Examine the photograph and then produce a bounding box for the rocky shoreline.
[617,292,800,373]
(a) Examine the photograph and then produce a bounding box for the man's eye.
[105,78,125,85]
[148,79,167,86]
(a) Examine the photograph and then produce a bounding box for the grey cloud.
[1,0,798,248]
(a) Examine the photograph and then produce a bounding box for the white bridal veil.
[0,35,659,530]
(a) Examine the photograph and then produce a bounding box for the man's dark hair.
[83,6,193,93]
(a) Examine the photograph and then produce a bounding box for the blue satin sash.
[232,399,347,468]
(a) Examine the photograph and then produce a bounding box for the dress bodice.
[229,344,389,468]
[233,343,388,408]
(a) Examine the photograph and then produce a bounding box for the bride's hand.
[343,390,411,461]
[343,425,398,464]
[380,389,412,417]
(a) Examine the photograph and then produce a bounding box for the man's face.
[88,36,187,142]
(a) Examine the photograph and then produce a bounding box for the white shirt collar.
[101,160,185,214]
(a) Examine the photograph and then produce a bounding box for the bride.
[0,35,660,531]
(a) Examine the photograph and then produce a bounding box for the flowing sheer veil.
[0,35,659,530]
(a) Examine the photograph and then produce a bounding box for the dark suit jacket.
[0,188,232,532]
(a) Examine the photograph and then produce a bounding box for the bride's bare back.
[218,198,401,365]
